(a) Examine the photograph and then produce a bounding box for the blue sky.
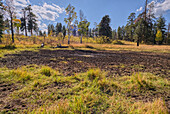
[10,0,170,32]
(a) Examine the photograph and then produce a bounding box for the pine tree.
[0,0,4,42]
[43,31,46,36]
[50,24,55,36]
[99,15,112,39]
[89,28,92,37]
[156,15,166,44]
[126,13,136,41]
[117,26,122,40]
[56,23,62,36]
[112,29,117,40]
[152,22,157,44]
[135,19,145,46]
[121,26,126,40]
[48,24,51,35]
[167,23,170,44]
[27,5,38,36]
[62,25,66,38]
[39,30,43,36]
[20,8,27,36]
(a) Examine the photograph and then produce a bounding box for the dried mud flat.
[0,49,169,78]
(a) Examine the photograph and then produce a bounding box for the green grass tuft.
[40,66,52,76]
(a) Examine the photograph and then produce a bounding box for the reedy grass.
[0,66,169,113]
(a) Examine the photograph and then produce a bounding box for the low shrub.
[96,36,111,44]
[2,45,16,50]
[112,40,124,45]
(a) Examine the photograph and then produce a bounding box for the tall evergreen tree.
[112,29,117,40]
[27,5,38,36]
[47,24,55,36]
[145,2,155,44]
[43,31,46,36]
[0,0,4,42]
[126,13,136,41]
[152,22,157,44]
[48,24,51,35]
[4,19,10,34]
[92,28,95,38]
[62,25,66,38]
[121,26,126,40]
[93,22,98,37]
[117,26,122,40]
[51,24,55,36]
[99,15,112,38]
[135,18,145,46]
[39,30,43,36]
[56,23,62,36]
[167,23,170,44]
[156,15,166,44]
[89,28,92,37]
[20,8,28,36]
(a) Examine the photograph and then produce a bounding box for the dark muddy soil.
[0,82,24,112]
[0,49,169,78]
[0,81,71,113]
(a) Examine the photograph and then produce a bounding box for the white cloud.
[37,20,48,32]
[15,0,28,5]
[27,0,30,4]
[11,0,65,31]
[136,0,170,17]
[153,0,170,17]
[136,7,143,12]
[31,4,60,21]
[52,3,65,13]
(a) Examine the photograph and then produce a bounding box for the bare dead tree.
[144,0,148,22]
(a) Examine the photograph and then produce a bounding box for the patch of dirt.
[0,82,26,113]
[0,49,169,78]
[0,81,71,113]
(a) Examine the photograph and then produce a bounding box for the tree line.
[116,12,168,45]
[62,3,169,45]
[0,0,38,43]
[114,1,169,45]
[0,0,169,45]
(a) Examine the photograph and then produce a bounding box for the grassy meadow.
[0,35,170,113]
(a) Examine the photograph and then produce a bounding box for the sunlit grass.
[0,65,169,113]
[0,35,169,58]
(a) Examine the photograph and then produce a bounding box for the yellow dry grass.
[1,35,170,53]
